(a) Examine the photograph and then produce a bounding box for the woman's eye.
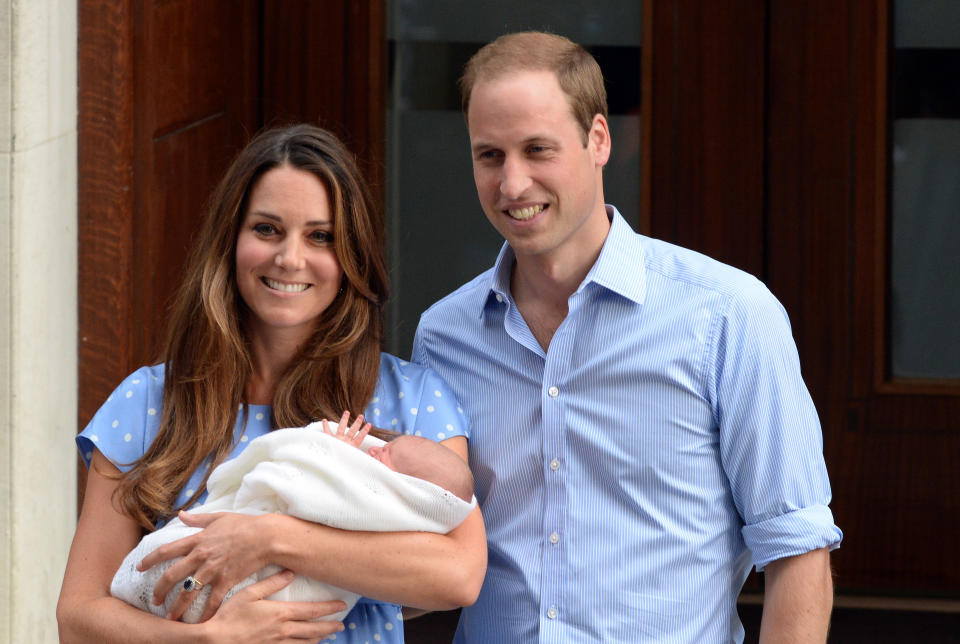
[252,222,277,235]
[310,230,334,244]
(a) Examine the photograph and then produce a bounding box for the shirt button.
[549,458,560,471]
[549,532,559,544]
[546,606,558,619]
[547,386,559,398]
[495,293,504,303]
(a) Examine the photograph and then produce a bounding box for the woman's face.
[235,164,343,347]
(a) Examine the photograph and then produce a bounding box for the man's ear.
[589,114,612,167]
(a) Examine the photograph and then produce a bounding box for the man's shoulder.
[641,235,767,301]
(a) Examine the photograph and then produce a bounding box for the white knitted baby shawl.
[110,422,476,623]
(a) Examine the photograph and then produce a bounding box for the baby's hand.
[322,411,371,448]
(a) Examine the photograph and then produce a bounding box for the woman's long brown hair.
[115,125,389,529]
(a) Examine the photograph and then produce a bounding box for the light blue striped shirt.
[412,207,842,643]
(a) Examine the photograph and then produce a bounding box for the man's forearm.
[759,547,833,643]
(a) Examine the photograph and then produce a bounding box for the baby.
[357,421,474,505]
[110,413,475,623]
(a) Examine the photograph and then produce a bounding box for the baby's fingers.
[350,422,372,447]
[336,410,351,435]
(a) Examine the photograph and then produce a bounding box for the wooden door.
[79,0,261,437]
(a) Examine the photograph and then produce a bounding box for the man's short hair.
[459,31,608,144]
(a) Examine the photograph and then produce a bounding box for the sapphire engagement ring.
[182,576,205,592]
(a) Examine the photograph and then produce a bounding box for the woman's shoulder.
[77,364,167,470]
[373,353,469,440]
[96,364,167,413]
[125,363,166,387]
[376,352,449,389]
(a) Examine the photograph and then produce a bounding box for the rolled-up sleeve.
[711,279,843,571]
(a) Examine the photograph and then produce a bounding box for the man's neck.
[509,211,611,351]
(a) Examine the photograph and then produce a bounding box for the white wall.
[0,1,78,641]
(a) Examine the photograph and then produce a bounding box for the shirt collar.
[480,205,646,318]
[582,205,647,305]
[478,243,515,318]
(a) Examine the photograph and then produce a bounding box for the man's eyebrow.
[523,134,560,145]
[471,141,496,154]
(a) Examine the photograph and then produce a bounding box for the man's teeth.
[263,277,309,292]
[507,205,544,220]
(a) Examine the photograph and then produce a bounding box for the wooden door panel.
[644,0,766,278]
[838,426,959,590]
[132,0,261,364]
[766,0,960,595]
[145,1,254,129]
[262,0,348,128]
[261,1,385,192]
[149,116,240,344]
[79,0,138,428]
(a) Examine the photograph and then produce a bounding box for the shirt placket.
[538,294,579,642]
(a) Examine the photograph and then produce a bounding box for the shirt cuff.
[742,504,843,571]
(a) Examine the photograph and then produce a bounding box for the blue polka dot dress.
[78,353,470,643]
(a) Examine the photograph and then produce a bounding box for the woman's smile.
[260,276,311,293]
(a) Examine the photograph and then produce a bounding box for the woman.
[57,124,486,643]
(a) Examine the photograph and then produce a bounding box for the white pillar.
[0,1,78,641]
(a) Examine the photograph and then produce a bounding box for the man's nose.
[499,156,532,199]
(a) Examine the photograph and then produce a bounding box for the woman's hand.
[138,510,274,622]
[201,569,346,643]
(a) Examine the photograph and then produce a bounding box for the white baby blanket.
[111,422,476,623]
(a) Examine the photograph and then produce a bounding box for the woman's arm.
[275,435,486,608]
[146,436,488,622]
[57,450,348,643]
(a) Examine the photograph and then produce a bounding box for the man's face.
[467,69,610,263]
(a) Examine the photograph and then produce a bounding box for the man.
[412,31,842,643]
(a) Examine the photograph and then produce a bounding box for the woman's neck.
[245,327,306,405]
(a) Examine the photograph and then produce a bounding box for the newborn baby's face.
[366,435,424,474]
[366,441,396,469]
